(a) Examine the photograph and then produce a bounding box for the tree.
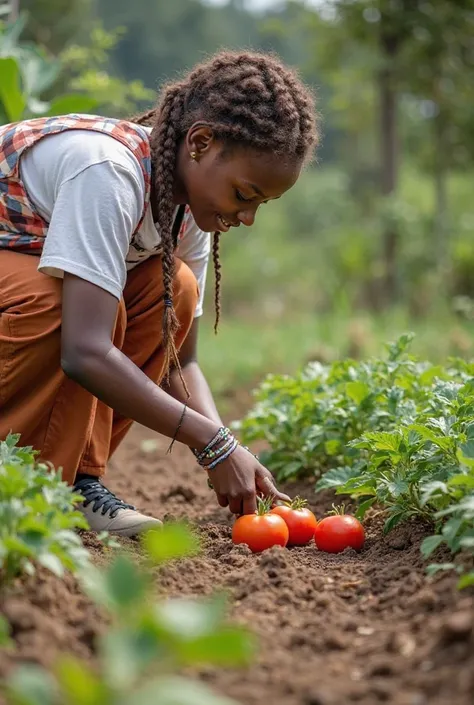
[299,0,474,304]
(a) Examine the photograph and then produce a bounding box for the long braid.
[212,233,221,334]
[132,50,319,390]
[150,84,189,393]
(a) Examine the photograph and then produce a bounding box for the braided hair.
[133,50,319,386]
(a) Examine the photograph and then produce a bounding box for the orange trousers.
[0,251,198,485]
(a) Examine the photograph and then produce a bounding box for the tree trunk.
[379,15,399,306]
[433,109,449,284]
[379,65,398,303]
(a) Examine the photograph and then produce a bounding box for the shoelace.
[74,477,136,518]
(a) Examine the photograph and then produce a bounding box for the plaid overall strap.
[0,114,152,252]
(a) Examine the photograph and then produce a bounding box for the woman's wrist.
[191,425,240,470]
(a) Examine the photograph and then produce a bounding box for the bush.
[237,334,474,587]
[3,524,256,705]
[0,433,90,586]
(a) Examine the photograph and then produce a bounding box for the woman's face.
[176,125,302,233]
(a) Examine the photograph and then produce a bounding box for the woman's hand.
[206,445,291,515]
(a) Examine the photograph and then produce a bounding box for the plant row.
[0,434,253,705]
[237,334,474,588]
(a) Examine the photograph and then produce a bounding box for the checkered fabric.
[0,114,152,252]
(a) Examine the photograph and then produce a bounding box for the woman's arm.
[61,274,290,514]
[61,274,219,450]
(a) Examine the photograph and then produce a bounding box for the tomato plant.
[232,496,289,553]
[237,335,474,586]
[271,496,317,545]
[314,505,365,553]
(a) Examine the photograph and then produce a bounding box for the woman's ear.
[185,123,215,158]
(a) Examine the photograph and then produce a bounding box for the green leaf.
[37,553,65,578]
[459,536,474,548]
[55,656,108,705]
[277,460,304,480]
[345,381,370,404]
[457,446,474,468]
[47,94,98,117]
[0,614,12,648]
[448,473,474,488]
[315,465,360,491]
[324,439,340,456]
[18,47,60,97]
[100,626,159,690]
[104,555,151,610]
[129,676,240,705]
[384,512,406,533]
[441,517,464,544]
[426,563,456,576]
[153,596,227,640]
[420,366,444,386]
[457,572,474,590]
[0,57,25,121]
[421,535,444,558]
[178,628,256,666]
[386,479,409,498]
[5,664,57,705]
[142,524,200,564]
[459,440,474,459]
[367,432,401,453]
[355,497,376,519]
[409,424,452,451]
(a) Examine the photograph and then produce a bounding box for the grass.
[198,308,474,412]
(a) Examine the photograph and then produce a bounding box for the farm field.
[1,416,473,705]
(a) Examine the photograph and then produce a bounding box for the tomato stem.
[327,503,346,516]
[289,495,309,511]
[256,494,274,516]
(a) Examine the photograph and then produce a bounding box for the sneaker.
[74,474,162,538]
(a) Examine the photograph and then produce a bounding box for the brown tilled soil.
[1,423,473,705]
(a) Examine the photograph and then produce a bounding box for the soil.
[1,422,474,705]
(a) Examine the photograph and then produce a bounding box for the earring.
[190,151,197,161]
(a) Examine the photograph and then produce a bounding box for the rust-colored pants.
[0,251,198,485]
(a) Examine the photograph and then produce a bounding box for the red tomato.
[314,514,365,553]
[271,497,318,545]
[232,499,289,553]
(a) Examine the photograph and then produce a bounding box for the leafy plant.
[0,433,90,586]
[237,334,474,585]
[236,333,434,481]
[3,523,255,705]
[0,14,96,124]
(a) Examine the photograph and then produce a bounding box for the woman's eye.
[236,190,252,202]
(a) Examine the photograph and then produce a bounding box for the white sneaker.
[74,474,162,538]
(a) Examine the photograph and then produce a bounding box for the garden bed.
[1,422,473,705]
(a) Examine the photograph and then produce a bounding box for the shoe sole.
[103,518,163,538]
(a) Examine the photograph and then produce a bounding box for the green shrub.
[3,524,255,705]
[237,334,474,586]
[0,433,90,586]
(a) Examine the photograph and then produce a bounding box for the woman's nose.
[237,209,256,227]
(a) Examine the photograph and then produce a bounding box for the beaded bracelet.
[199,433,237,469]
[206,438,239,470]
[192,426,231,463]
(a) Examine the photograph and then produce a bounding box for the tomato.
[314,511,365,553]
[271,497,318,545]
[232,496,289,553]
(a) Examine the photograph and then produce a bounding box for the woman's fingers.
[216,492,229,507]
[256,469,291,505]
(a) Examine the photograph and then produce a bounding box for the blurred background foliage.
[1,0,473,403]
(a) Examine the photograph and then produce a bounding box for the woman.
[0,50,319,536]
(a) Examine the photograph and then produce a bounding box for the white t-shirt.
[19,126,211,317]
